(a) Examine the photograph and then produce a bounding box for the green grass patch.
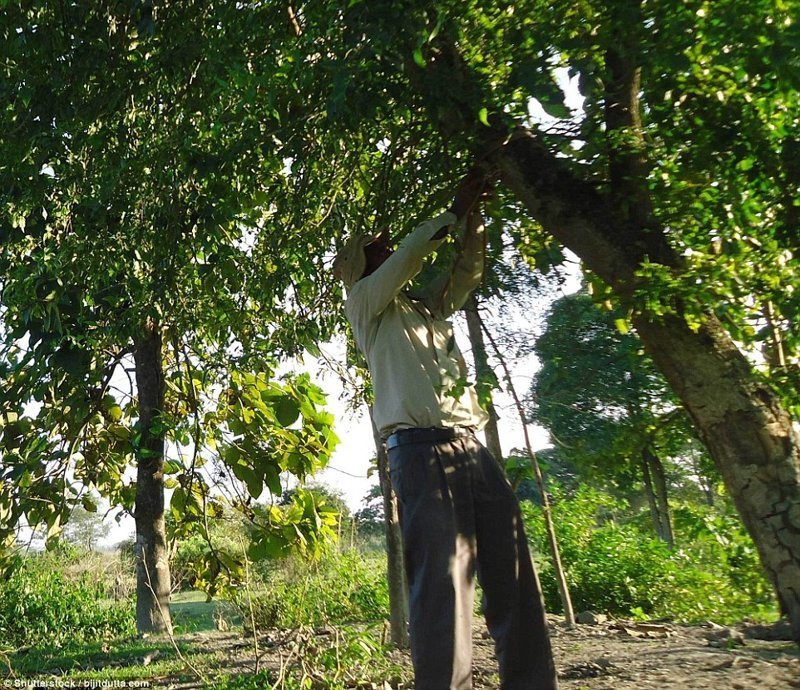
[170,591,242,633]
[8,636,210,679]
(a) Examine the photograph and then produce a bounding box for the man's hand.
[449,169,490,221]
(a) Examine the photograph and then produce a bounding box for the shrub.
[0,548,135,648]
[523,485,774,623]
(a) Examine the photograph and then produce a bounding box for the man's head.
[333,225,393,287]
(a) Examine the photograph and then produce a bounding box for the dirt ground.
[164,616,798,689]
[516,616,799,690]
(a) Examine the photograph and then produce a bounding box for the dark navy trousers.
[388,433,558,690]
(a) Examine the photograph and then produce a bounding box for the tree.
[464,294,503,462]
[530,291,715,546]
[260,1,800,639]
[61,505,111,552]
[0,2,339,634]
[4,0,798,639]
[370,412,409,648]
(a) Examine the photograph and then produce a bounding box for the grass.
[5,622,409,689]
[170,590,242,633]
[7,592,242,682]
[8,635,214,679]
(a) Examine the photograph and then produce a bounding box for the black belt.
[385,426,475,451]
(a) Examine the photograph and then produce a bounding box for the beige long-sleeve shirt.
[345,211,490,438]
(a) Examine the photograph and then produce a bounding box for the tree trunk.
[692,449,716,507]
[640,449,663,542]
[133,320,172,635]
[643,445,674,549]
[370,412,409,648]
[464,294,503,463]
[490,134,800,640]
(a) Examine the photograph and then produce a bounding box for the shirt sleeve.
[418,214,486,319]
[346,211,457,322]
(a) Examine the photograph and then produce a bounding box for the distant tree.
[530,292,713,546]
[62,505,111,552]
[353,484,386,540]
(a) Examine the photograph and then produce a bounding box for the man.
[333,172,559,690]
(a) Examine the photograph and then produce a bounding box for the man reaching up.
[333,171,559,690]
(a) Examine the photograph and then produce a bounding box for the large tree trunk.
[490,131,800,641]
[133,320,172,635]
[370,412,409,648]
[464,294,503,463]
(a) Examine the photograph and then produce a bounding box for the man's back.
[344,211,488,438]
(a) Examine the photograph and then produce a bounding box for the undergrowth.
[523,485,777,624]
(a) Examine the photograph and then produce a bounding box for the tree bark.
[463,294,503,463]
[133,320,172,635]
[370,412,409,649]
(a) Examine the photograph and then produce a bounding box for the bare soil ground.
[162,617,798,689]
[521,616,799,690]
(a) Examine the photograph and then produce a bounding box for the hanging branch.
[478,312,576,627]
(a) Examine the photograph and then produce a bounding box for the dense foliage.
[0,1,341,582]
[530,291,704,489]
[524,486,775,623]
[238,549,389,630]
[0,546,135,648]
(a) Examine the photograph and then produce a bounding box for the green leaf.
[231,463,263,499]
[274,395,301,427]
[264,464,282,496]
[171,487,187,517]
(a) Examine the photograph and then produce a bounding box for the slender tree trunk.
[133,320,172,635]
[480,320,575,627]
[763,301,787,371]
[643,446,674,549]
[640,450,663,542]
[464,294,503,463]
[647,447,674,549]
[370,411,409,648]
[691,449,716,507]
